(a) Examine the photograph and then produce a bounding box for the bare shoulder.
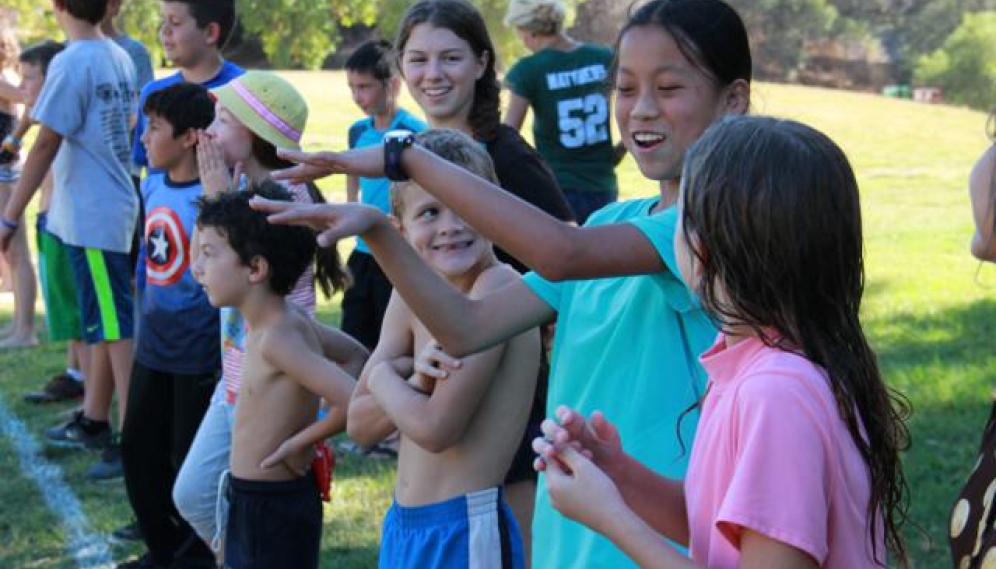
[258,310,319,364]
[468,263,521,299]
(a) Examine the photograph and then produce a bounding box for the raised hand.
[197,130,240,196]
[249,198,386,248]
[273,145,385,184]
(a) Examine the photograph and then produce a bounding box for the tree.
[237,0,375,69]
[914,11,996,110]
[727,0,838,80]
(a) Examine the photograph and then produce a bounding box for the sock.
[78,415,110,435]
[65,368,84,383]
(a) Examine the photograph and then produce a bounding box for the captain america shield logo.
[145,206,190,286]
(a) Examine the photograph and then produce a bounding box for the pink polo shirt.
[685,334,886,568]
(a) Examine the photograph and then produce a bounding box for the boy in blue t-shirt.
[0,0,138,472]
[118,82,219,568]
[132,0,243,175]
[343,40,426,350]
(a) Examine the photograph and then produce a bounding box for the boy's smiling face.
[397,183,493,281]
[192,226,250,307]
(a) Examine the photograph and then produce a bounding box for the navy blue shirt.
[136,174,220,374]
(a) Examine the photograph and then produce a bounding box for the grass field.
[0,70,991,568]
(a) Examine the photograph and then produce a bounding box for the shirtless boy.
[344,129,540,569]
[193,183,357,569]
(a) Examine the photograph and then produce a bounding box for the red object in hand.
[312,440,335,502]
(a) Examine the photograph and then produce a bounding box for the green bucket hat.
[211,71,308,150]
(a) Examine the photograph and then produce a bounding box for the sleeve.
[627,207,696,312]
[522,271,562,312]
[716,375,832,564]
[133,44,155,92]
[504,59,531,99]
[131,82,155,168]
[31,55,84,137]
[348,121,363,150]
[488,127,574,223]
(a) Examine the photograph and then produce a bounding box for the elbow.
[346,404,384,448]
[527,226,581,282]
[407,420,458,454]
[972,234,996,263]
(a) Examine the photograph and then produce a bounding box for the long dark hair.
[680,116,910,567]
[395,0,501,141]
[616,0,751,89]
[251,136,350,298]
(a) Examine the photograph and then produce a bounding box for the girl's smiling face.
[613,25,741,184]
[400,23,487,131]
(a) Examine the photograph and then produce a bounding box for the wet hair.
[345,39,396,83]
[396,0,501,141]
[143,82,214,137]
[391,128,498,218]
[196,181,349,298]
[165,0,236,49]
[616,0,751,89]
[504,0,566,36]
[18,40,65,76]
[679,115,910,567]
[57,0,108,25]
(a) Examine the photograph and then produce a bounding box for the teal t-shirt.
[523,198,717,569]
[504,44,617,195]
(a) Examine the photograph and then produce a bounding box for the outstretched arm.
[253,199,554,356]
[273,146,664,280]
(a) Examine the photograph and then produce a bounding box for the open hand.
[250,197,385,247]
[197,130,241,196]
[273,146,385,184]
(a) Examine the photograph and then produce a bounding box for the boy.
[343,39,425,350]
[0,0,138,473]
[103,0,154,95]
[132,0,242,175]
[345,129,539,569]
[6,40,90,406]
[117,82,218,569]
[193,185,358,569]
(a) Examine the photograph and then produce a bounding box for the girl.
[0,22,37,348]
[172,70,362,555]
[534,116,911,569]
[262,1,749,567]
[503,0,624,223]
[395,1,573,555]
[950,110,996,567]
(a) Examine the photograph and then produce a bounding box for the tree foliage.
[914,11,996,110]
[727,0,838,80]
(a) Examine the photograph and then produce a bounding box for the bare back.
[395,264,541,506]
[231,308,324,481]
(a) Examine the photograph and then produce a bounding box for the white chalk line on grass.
[0,394,114,569]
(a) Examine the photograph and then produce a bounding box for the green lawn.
[0,71,990,568]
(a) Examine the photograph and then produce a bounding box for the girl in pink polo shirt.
[534,116,911,569]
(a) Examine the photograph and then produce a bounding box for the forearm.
[606,454,690,544]
[4,132,59,220]
[369,366,455,452]
[402,147,661,279]
[362,217,497,354]
[289,405,347,449]
[599,506,700,569]
[347,391,397,446]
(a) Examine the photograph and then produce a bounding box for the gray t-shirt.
[32,39,138,253]
[112,33,154,92]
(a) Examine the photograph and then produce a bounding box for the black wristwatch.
[383,129,416,181]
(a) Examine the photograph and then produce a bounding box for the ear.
[179,127,199,150]
[387,76,401,97]
[247,255,270,285]
[475,50,490,80]
[723,79,750,116]
[203,22,222,47]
